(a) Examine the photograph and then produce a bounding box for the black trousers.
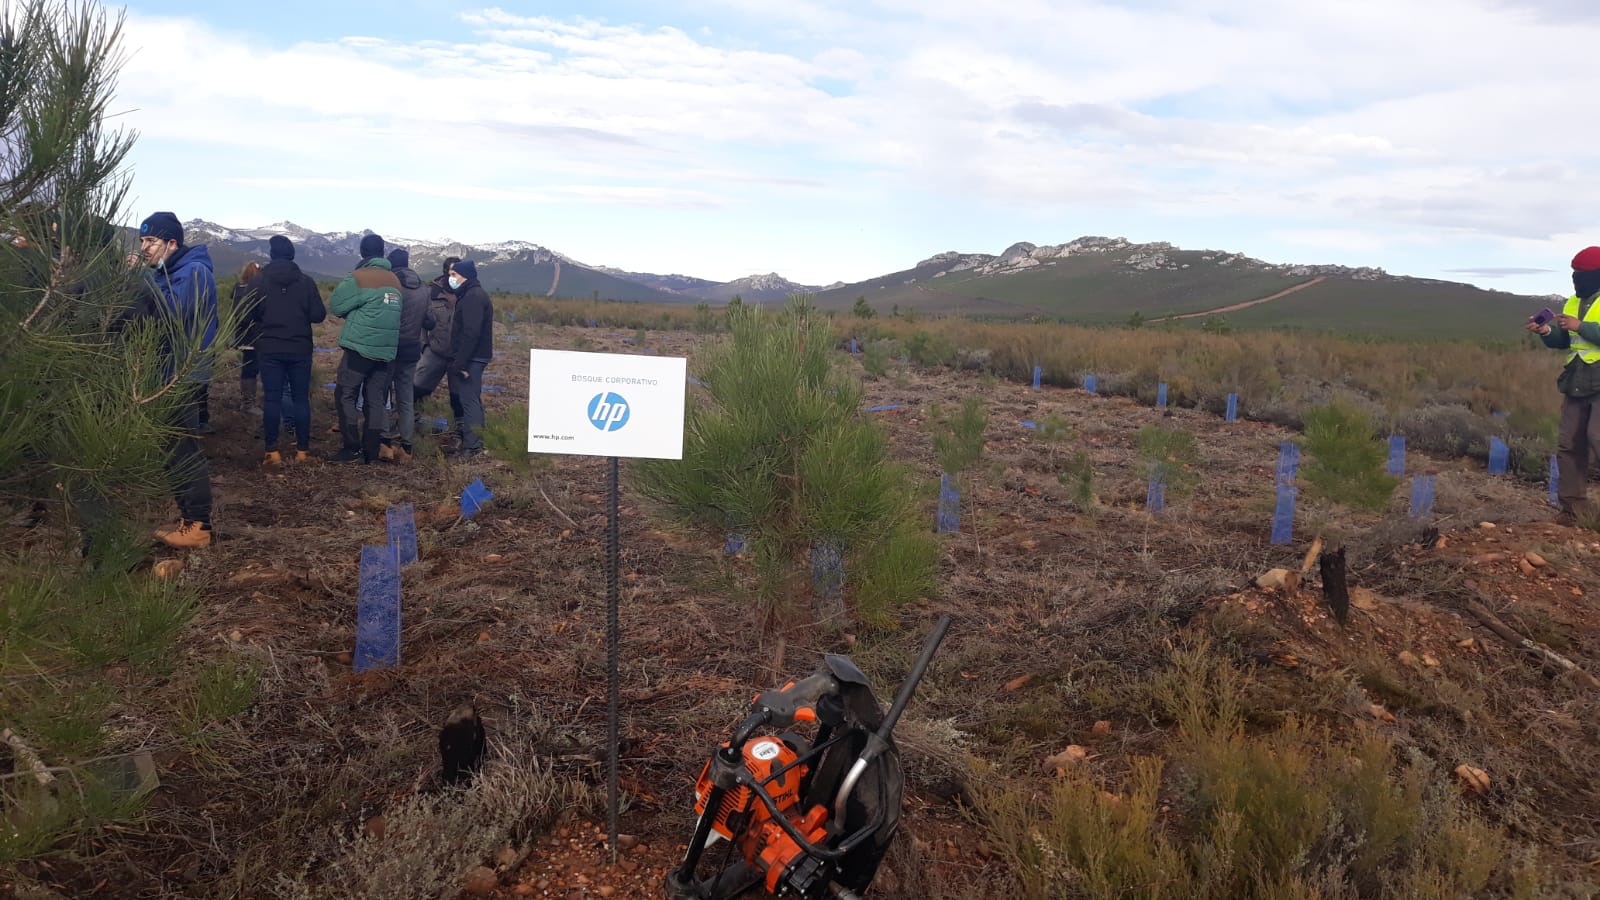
[169,388,213,524]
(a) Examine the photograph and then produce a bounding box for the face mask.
[448,275,463,290]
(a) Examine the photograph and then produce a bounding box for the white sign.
[526,349,687,459]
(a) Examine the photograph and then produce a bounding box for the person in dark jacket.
[415,255,462,434]
[379,248,434,462]
[136,211,217,548]
[327,233,402,464]
[248,235,327,465]
[231,260,263,412]
[445,259,493,457]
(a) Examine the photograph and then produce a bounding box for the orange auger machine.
[666,615,952,900]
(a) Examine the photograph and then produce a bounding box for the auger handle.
[833,614,952,824]
[877,614,952,741]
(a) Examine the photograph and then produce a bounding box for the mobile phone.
[1531,308,1555,326]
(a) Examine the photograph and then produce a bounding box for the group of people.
[133,213,496,549]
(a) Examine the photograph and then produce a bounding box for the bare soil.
[11,321,1600,898]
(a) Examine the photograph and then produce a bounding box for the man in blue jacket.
[136,211,218,548]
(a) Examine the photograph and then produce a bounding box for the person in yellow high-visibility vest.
[1530,245,1600,523]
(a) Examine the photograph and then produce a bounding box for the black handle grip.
[877,614,952,741]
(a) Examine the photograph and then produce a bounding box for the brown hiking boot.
[294,450,310,463]
[378,443,395,462]
[262,451,284,467]
[157,519,212,549]
[392,445,412,464]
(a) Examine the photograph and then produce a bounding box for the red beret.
[1574,246,1600,271]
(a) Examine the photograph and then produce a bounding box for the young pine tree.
[1300,401,1400,512]
[1,0,238,553]
[632,296,935,658]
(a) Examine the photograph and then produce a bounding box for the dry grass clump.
[976,638,1547,900]
[274,756,590,900]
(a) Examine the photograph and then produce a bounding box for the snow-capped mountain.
[183,219,814,303]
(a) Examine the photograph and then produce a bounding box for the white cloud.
[112,1,1600,286]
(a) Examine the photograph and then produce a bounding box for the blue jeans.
[447,359,488,451]
[261,352,313,451]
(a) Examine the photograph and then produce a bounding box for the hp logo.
[587,392,630,431]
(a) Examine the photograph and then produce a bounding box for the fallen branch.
[535,477,579,530]
[1465,599,1600,690]
[1,727,57,787]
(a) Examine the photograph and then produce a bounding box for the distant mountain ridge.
[183,219,816,304]
[180,219,1548,337]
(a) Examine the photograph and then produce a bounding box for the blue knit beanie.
[138,212,183,245]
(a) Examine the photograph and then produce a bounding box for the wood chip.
[1042,745,1091,774]
[1454,764,1490,795]
[1299,536,1324,576]
[1003,674,1034,692]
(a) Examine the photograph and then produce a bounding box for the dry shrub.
[824,317,1559,463]
[273,758,587,900]
[976,638,1546,900]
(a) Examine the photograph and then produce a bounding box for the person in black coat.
[247,235,326,464]
[444,259,493,457]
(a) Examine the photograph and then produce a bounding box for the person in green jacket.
[328,233,402,464]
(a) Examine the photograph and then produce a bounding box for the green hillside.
[929,250,1308,321]
[1217,278,1547,339]
[815,245,1550,339]
[816,249,1308,322]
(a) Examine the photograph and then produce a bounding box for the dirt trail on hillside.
[548,260,562,296]
[1151,275,1326,322]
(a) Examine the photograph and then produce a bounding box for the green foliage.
[1036,414,1072,444]
[1,768,146,865]
[978,638,1538,900]
[176,658,259,742]
[1058,450,1095,511]
[929,396,987,479]
[1300,401,1400,512]
[1,0,246,533]
[1201,315,1234,334]
[860,339,893,379]
[852,295,876,318]
[1127,309,1145,329]
[905,329,955,366]
[852,523,939,629]
[632,296,933,627]
[2,557,198,675]
[478,400,552,477]
[1136,425,1199,498]
[0,551,196,861]
[693,302,716,334]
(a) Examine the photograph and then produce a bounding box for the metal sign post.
[605,455,621,861]
[526,349,686,864]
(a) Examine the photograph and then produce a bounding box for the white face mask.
[448,275,463,290]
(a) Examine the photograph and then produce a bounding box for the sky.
[110,0,1600,293]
